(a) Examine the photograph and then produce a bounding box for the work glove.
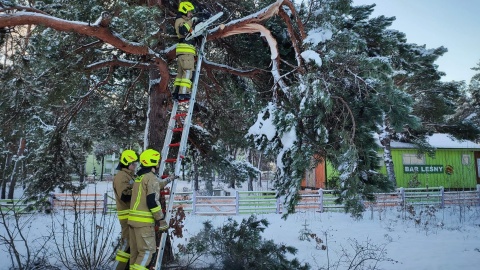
[165,175,179,183]
[155,219,169,232]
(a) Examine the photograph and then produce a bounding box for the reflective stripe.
[140,250,151,268]
[176,43,196,55]
[183,22,191,32]
[174,78,192,88]
[150,205,161,213]
[128,216,154,223]
[132,264,148,270]
[131,175,155,224]
[132,175,144,210]
[117,209,129,220]
[129,209,155,224]
[174,78,182,85]
[115,250,130,263]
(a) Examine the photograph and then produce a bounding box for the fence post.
[440,186,444,208]
[477,184,480,206]
[103,193,108,215]
[49,193,55,212]
[276,194,281,214]
[192,190,197,215]
[318,189,324,212]
[235,191,240,215]
[399,187,405,205]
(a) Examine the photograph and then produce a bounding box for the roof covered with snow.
[390,133,480,149]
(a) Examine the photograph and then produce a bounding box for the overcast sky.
[352,0,480,82]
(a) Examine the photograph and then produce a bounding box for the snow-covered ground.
[1,181,480,269]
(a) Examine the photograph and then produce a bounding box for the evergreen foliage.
[1,0,478,215]
[178,215,310,270]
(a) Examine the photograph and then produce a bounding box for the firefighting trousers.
[174,54,195,94]
[129,225,156,269]
[114,220,130,270]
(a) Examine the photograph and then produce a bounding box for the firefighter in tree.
[172,1,196,101]
[128,149,170,269]
[113,149,138,270]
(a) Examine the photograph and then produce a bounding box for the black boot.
[178,93,191,101]
[172,86,179,101]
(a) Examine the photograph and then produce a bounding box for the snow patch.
[247,103,277,141]
[301,50,322,67]
[304,28,333,47]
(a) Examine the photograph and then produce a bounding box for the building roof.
[390,133,480,149]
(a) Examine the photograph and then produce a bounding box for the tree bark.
[1,153,11,199]
[7,138,26,199]
[145,60,170,150]
[380,121,397,186]
[257,151,262,188]
[0,12,151,55]
[247,149,253,191]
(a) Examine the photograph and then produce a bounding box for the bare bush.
[0,201,56,269]
[49,199,118,270]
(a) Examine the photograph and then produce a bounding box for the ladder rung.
[174,113,187,119]
[178,99,190,103]
[173,128,183,132]
[169,143,180,147]
[165,158,177,163]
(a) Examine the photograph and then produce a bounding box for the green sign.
[404,165,444,174]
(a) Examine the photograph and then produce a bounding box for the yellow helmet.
[120,149,138,166]
[140,149,161,167]
[178,1,194,14]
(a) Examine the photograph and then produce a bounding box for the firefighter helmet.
[120,149,138,166]
[140,149,161,167]
[178,1,194,14]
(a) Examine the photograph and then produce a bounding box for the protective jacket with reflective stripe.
[113,168,135,221]
[175,15,196,56]
[128,172,167,227]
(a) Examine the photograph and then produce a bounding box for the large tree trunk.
[7,138,26,199]
[257,151,262,188]
[145,60,170,150]
[229,148,237,188]
[247,149,253,191]
[1,153,11,199]
[380,122,397,187]
[193,153,199,191]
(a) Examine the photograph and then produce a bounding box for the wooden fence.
[0,199,33,213]
[49,193,106,213]
[104,185,480,215]
[2,185,479,215]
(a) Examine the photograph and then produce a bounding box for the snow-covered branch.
[0,3,48,14]
[207,0,306,95]
[203,57,261,77]
[0,11,152,55]
[86,57,156,71]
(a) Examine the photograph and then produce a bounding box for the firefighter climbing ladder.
[152,12,223,270]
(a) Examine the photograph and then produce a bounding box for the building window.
[461,154,470,165]
[402,153,425,165]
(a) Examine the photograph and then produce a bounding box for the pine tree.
[447,61,480,141]
[2,0,470,218]
[179,215,310,270]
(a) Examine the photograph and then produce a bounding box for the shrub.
[178,215,310,270]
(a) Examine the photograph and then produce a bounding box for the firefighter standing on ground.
[113,149,138,270]
[173,1,197,101]
[128,149,170,269]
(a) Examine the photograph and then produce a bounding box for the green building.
[84,153,119,181]
[379,134,480,189]
[304,134,480,190]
